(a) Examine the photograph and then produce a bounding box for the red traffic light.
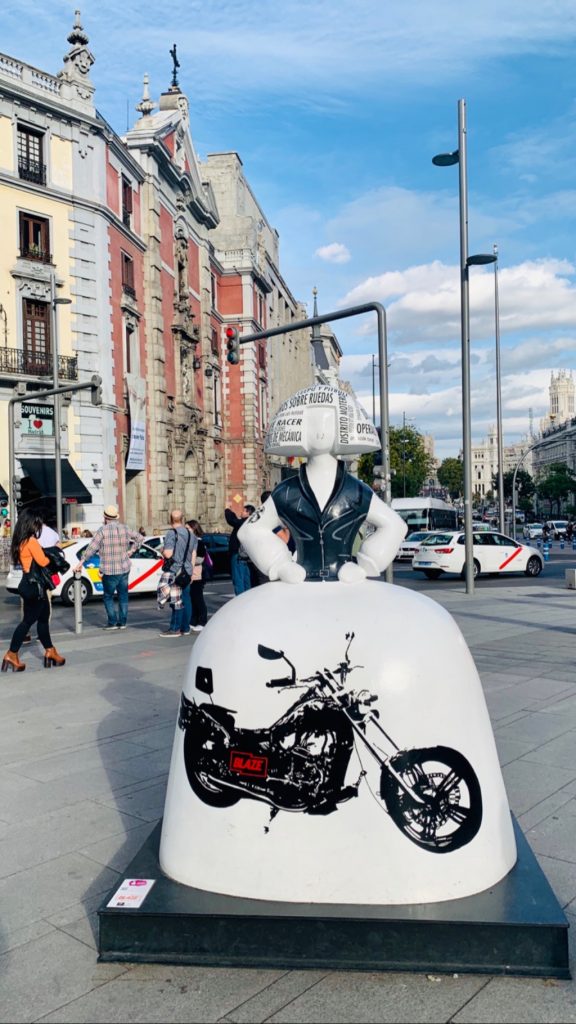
[225,325,240,365]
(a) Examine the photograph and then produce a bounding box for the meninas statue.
[238,386,406,584]
[160,384,517,906]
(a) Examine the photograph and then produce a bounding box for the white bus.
[391,497,458,534]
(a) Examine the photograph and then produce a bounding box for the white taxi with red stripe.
[411,530,543,580]
[5,539,164,605]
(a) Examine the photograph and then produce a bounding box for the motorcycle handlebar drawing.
[179,632,483,853]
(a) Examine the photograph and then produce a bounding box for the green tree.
[357,425,433,499]
[492,469,535,510]
[437,457,463,500]
[390,425,433,499]
[357,452,376,486]
[536,462,576,515]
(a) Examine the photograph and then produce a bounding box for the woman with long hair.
[186,519,208,633]
[2,510,66,672]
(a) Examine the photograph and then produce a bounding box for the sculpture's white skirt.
[160,581,516,905]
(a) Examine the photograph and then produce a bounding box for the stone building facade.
[0,15,320,533]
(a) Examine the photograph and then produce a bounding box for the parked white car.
[412,531,543,580]
[544,520,569,539]
[395,531,433,561]
[5,539,164,604]
[523,523,544,541]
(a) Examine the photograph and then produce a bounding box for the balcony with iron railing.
[19,245,52,264]
[0,347,78,381]
[18,157,46,186]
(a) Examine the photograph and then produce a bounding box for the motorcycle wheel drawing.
[179,633,483,853]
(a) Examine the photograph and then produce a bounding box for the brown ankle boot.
[2,650,26,673]
[43,647,66,668]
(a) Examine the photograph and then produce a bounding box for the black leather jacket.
[272,462,372,580]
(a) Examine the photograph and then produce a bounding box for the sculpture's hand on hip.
[275,561,306,584]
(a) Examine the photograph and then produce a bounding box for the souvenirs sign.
[20,402,54,438]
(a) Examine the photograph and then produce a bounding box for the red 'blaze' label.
[229,750,268,777]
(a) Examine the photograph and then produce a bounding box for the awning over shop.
[19,458,92,505]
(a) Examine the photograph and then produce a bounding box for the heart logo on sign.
[33,420,43,429]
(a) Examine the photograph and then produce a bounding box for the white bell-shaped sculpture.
[160,385,517,905]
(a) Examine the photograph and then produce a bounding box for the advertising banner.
[125,373,147,471]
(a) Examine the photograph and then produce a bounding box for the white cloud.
[315,242,351,264]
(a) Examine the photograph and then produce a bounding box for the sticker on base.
[107,878,156,909]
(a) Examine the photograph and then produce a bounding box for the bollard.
[560,539,565,550]
[543,542,550,562]
[73,572,83,635]
[536,538,542,548]
[572,537,576,551]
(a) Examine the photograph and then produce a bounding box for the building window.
[17,126,46,185]
[121,252,136,297]
[23,299,51,373]
[257,342,266,370]
[211,274,218,310]
[121,176,133,228]
[211,327,219,356]
[19,212,51,262]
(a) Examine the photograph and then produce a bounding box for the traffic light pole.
[8,377,102,536]
[237,301,393,583]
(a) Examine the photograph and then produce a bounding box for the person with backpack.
[159,510,196,637]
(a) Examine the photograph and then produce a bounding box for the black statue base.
[98,818,569,978]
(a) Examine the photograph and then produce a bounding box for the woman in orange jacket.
[2,511,65,672]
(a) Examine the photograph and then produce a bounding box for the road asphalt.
[1,569,576,1024]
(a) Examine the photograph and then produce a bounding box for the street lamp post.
[51,272,72,538]
[371,354,377,424]
[512,441,541,541]
[433,99,496,595]
[493,244,505,534]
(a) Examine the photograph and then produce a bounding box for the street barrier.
[543,542,550,561]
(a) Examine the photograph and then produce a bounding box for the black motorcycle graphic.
[179,633,483,852]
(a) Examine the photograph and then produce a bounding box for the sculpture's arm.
[355,494,408,576]
[238,499,305,584]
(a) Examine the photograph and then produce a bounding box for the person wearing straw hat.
[73,505,141,630]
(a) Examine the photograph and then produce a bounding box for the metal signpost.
[8,376,102,538]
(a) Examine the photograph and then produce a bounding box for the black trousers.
[10,594,52,653]
[190,581,207,627]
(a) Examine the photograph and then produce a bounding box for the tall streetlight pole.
[51,272,72,538]
[493,244,505,534]
[371,354,377,424]
[512,440,541,541]
[433,99,496,595]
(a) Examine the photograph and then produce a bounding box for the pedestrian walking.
[187,519,209,632]
[2,510,66,672]
[159,510,195,637]
[73,505,141,630]
[225,503,254,595]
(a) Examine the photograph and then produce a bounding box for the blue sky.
[5,0,576,459]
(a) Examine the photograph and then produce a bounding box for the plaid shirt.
[157,570,183,610]
[80,522,141,575]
